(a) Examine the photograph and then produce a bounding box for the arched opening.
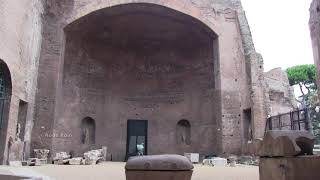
[81,117,96,145]
[0,60,12,163]
[60,3,218,160]
[177,120,191,146]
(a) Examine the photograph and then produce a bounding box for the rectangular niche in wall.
[243,108,252,142]
[17,100,28,141]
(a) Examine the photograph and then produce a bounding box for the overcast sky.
[241,0,314,72]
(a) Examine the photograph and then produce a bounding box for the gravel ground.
[0,162,259,180]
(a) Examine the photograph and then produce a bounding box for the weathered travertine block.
[102,146,107,161]
[84,149,103,165]
[202,157,228,166]
[258,130,315,157]
[69,157,83,165]
[28,158,41,166]
[260,156,320,180]
[53,152,71,165]
[34,149,50,160]
[125,155,193,180]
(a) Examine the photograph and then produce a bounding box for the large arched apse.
[60,3,219,161]
[0,60,12,163]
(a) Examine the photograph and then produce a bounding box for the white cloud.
[241,0,314,71]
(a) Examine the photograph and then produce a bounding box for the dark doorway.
[0,60,12,164]
[17,100,28,141]
[126,120,148,160]
[243,109,252,142]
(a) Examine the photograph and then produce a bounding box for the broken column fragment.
[258,130,315,157]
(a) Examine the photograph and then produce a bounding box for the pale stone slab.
[184,153,199,163]
[9,161,22,167]
[69,157,83,165]
[211,158,228,166]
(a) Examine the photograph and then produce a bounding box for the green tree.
[286,64,317,107]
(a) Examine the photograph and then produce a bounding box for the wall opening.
[0,60,12,164]
[177,119,191,145]
[61,3,218,160]
[16,100,28,141]
[243,109,252,142]
[81,117,96,145]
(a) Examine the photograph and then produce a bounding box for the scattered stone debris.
[69,157,83,165]
[53,152,71,165]
[184,153,199,163]
[84,149,104,165]
[228,156,237,167]
[28,158,42,166]
[202,157,228,167]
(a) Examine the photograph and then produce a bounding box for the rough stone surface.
[258,130,315,157]
[69,157,83,165]
[260,156,320,180]
[125,155,193,171]
[126,171,193,180]
[126,155,193,180]
[33,149,50,160]
[84,149,103,165]
[264,68,297,116]
[0,0,43,164]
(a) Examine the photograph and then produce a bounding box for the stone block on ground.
[69,157,83,165]
[260,156,320,180]
[34,149,50,160]
[102,146,108,161]
[28,158,41,166]
[53,152,71,165]
[184,153,199,163]
[228,156,237,167]
[258,130,315,157]
[9,161,22,166]
[84,149,104,165]
[211,158,228,166]
[125,154,193,180]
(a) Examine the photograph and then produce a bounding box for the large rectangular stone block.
[125,155,193,180]
[260,156,320,180]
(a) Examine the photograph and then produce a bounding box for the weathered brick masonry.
[0,0,292,163]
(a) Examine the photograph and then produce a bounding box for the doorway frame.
[125,119,148,160]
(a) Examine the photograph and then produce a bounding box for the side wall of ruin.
[310,0,320,98]
[0,0,43,163]
[30,0,266,159]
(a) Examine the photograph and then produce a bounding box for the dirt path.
[0,162,259,180]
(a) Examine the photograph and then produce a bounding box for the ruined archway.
[0,60,12,163]
[58,3,218,160]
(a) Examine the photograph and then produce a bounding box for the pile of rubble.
[15,146,107,166]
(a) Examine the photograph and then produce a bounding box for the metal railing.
[266,108,311,131]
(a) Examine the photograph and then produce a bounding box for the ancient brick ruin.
[310,0,320,98]
[0,0,296,164]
